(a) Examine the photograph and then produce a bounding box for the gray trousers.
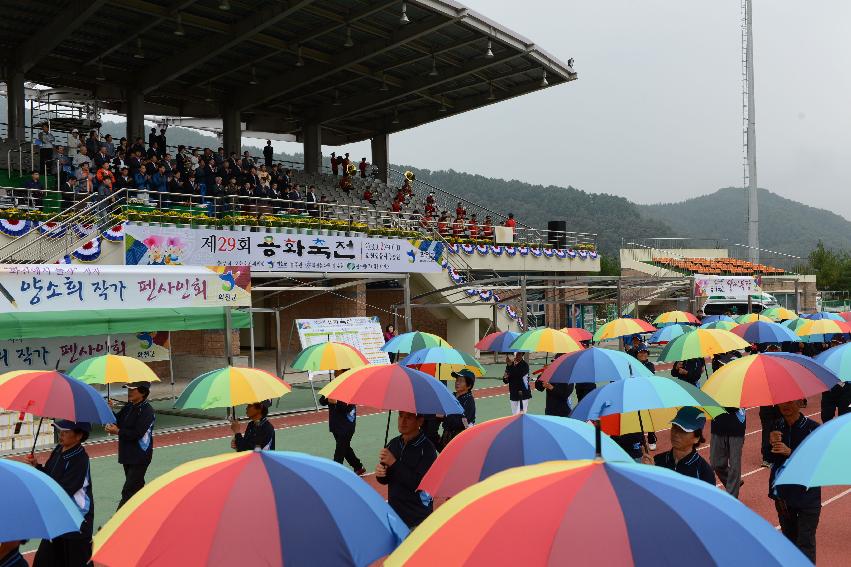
[710,433,745,498]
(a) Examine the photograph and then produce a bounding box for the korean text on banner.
[694,275,760,299]
[124,224,441,273]
[296,317,390,365]
[0,333,170,371]
[0,265,251,312]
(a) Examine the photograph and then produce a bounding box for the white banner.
[694,275,760,298]
[0,265,251,312]
[297,317,390,366]
[0,332,170,371]
[124,224,441,273]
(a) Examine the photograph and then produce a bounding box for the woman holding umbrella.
[503,352,531,415]
[25,420,94,567]
[641,407,716,485]
[440,369,477,447]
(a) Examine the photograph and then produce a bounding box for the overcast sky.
[271,0,851,220]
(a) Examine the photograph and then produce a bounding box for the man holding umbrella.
[104,381,155,508]
[230,400,275,452]
[503,352,531,415]
[25,420,94,567]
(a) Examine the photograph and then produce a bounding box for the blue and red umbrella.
[474,331,525,352]
[731,321,800,344]
[539,347,654,384]
[0,370,115,424]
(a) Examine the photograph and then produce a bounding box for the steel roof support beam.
[18,0,109,72]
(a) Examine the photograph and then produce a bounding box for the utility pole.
[743,0,760,262]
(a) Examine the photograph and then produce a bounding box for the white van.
[702,292,780,316]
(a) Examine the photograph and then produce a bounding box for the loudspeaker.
[547,220,567,249]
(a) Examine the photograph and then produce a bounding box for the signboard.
[0,265,251,312]
[694,275,759,299]
[296,317,390,366]
[124,224,441,273]
[0,332,170,371]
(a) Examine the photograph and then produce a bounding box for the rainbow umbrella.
[599,406,721,437]
[381,331,450,354]
[174,367,292,410]
[701,315,735,324]
[93,451,409,567]
[570,375,722,422]
[648,323,695,344]
[700,353,842,406]
[700,320,739,331]
[802,312,845,321]
[560,327,594,342]
[0,370,115,424]
[781,318,808,333]
[653,310,699,326]
[731,321,800,344]
[475,331,524,352]
[419,415,631,498]
[510,327,583,354]
[387,461,809,567]
[67,354,161,385]
[0,458,84,541]
[539,347,654,384]
[839,312,851,323]
[797,319,851,337]
[658,329,750,362]
[815,343,851,381]
[291,342,369,372]
[592,318,657,342]
[761,307,798,322]
[400,347,486,381]
[736,313,773,324]
[775,413,851,488]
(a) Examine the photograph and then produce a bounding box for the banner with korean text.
[0,332,170,371]
[694,275,760,299]
[123,224,441,273]
[0,265,251,312]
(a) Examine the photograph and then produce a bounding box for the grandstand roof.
[0,0,576,145]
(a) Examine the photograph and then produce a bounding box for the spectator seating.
[650,257,785,275]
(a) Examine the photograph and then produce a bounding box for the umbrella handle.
[384,410,392,446]
[594,419,602,458]
[638,411,648,451]
[30,416,44,456]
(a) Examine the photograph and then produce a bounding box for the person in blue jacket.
[25,420,94,567]
[641,407,716,485]
[104,381,155,509]
[440,369,477,447]
[230,400,275,452]
[319,394,366,475]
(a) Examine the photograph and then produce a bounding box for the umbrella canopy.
[290,342,369,372]
[701,315,736,324]
[839,312,851,323]
[775,413,851,488]
[510,327,583,354]
[419,415,631,498]
[653,310,699,326]
[701,353,842,407]
[174,367,292,410]
[796,319,851,337]
[399,347,486,376]
[387,460,809,567]
[599,407,720,437]
[318,364,463,415]
[67,354,161,385]
[592,318,657,342]
[93,451,409,567]
[802,312,845,321]
[781,318,809,332]
[699,320,739,331]
[560,327,594,342]
[0,370,115,424]
[815,343,851,381]
[658,329,750,363]
[381,332,450,354]
[736,313,773,324]
[539,347,654,385]
[648,323,695,344]
[0,458,84,541]
[731,321,800,344]
[570,375,722,422]
[474,331,524,352]
[761,307,798,322]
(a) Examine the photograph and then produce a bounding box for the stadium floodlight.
[249,67,258,85]
[429,55,438,77]
[295,45,305,67]
[96,61,106,81]
[219,0,231,10]
[392,108,400,124]
[133,37,145,59]
[540,69,548,87]
[174,13,185,36]
[344,25,354,48]
[485,39,494,58]
[400,1,410,25]
[488,82,496,101]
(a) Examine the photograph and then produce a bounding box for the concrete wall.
[459,252,600,273]
[619,248,730,277]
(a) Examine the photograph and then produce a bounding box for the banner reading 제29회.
[0,265,251,312]
[123,224,441,273]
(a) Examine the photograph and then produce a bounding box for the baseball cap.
[451,369,476,380]
[670,407,706,433]
[53,419,92,433]
[123,381,151,390]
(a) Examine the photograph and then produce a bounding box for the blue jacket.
[654,449,716,485]
[38,444,94,539]
[234,417,275,451]
[320,396,357,435]
[376,431,437,528]
[150,172,167,193]
[114,400,155,465]
[442,391,476,437]
[133,172,149,191]
[769,414,821,508]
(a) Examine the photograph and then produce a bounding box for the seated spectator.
[359,157,368,178]
[452,215,465,238]
[95,163,116,191]
[437,213,450,236]
[85,130,99,157]
[146,141,160,160]
[130,136,146,157]
[103,134,116,158]
[73,146,92,170]
[287,185,302,213]
[134,164,150,193]
[150,164,168,195]
[419,212,433,229]
[363,188,376,206]
[93,145,110,170]
[504,213,516,228]
[304,185,318,216]
[258,164,271,186]
[112,149,128,172]
[482,215,494,239]
[455,202,466,219]
[468,214,479,239]
[424,200,435,216]
[98,176,114,200]
[339,173,353,193]
[128,150,143,176]
[115,167,133,191]
[54,145,72,181]
[426,192,435,206]
[76,164,94,197]
[184,172,201,201]
[391,198,402,214]
[240,151,254,172]
[61,175,78,209]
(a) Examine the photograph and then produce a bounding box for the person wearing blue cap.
[230,400,276,451]
[104,381,155,509]
[440,369,477,447]
[25,420,94,567]
[641,407,716,485]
